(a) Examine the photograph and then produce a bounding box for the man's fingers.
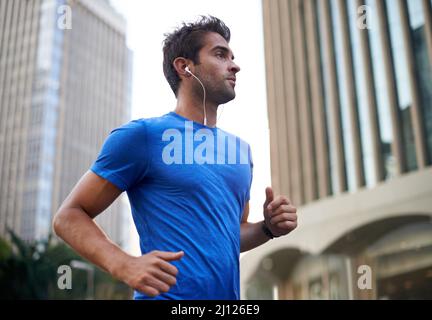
[270,212,297,225]
[158,259,179,277]
[267,196,291,210]
[137,285,160,297]
[276,220,297,230]
[145,276,171,293]
[269,204,297,218]
[152,268,178,287]
[153,250,184,261]
[263,187,274,208]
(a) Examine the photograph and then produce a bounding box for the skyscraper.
[0,0,133,247]
[241,0,432,299]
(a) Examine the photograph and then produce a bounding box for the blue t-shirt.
[90,111,253,300]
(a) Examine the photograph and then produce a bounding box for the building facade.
[0,0,132,246]
[241,0,432,299]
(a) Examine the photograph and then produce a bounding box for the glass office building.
[0,0,132,246]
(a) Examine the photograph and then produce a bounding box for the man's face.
[193,32,241,105]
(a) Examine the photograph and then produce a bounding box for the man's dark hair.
[162,15,231,96]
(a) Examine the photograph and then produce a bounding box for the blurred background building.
[241,0,432,299]
[0,0,133,248]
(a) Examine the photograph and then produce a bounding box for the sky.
[110,0,271,252]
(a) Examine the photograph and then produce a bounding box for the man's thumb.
[157,251,184,261]
[264,187,274,208]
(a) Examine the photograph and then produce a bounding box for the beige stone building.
[0,0,132,246]
[241,0,432,299]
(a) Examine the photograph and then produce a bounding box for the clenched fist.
[118,250,184,297]
[263,187,297,238]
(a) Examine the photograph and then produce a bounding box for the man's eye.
[216,53,225,58]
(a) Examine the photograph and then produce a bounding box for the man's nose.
[230,61,240,74]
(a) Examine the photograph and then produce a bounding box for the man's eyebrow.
[211,46,235,59]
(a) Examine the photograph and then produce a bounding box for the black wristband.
[261,221,277,239]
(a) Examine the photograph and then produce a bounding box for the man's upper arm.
[59,170,123,219]
[241,201,250,223]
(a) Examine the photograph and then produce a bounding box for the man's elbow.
[52,209,67,238]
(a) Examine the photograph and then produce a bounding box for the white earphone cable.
[188,71,207,126]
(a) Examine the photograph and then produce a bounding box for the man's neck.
[174,94,218,128]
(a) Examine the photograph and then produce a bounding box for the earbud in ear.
[183,65,207,126]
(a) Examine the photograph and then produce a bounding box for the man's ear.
[173,57,190,78]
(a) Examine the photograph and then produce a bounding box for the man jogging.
[53,16,298,300]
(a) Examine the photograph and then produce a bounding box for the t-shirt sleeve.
[90,120,150,191]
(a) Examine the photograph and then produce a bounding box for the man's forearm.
[240,221,270,252]
[53,208,132,280]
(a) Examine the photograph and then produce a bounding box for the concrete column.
[279,0,304,204]
[356,0,385,183]
[321,0,347,193]
[422,0,432,66]
[293,0,317,202]
[337,0,365,188]
[398,0,428,168]
[262,0,282,194]
[268,0,291,196]
[376,0,406,174]
[305,0,331,198]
